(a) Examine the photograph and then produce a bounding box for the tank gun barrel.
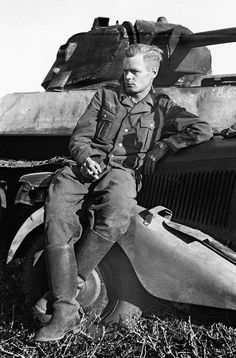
[180,27,236,48]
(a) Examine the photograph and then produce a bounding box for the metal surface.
[120,206,236,310]
[2,86,236,136]
[42,18,129,90]
[42,16,236,90]
[139,169,236,233]
[9,202,236,311]
[0,91,94,135]
[137,136,236,248]
[180,28,236,47]
[7,206,44,264]
[18,172,53,187]
[40,19,236,89]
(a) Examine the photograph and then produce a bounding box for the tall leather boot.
[34,228,116,335]
[75,227,116,280]
[35,243,82,342]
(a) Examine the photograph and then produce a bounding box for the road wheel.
[23,227,120,325]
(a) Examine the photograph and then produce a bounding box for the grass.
[1,258,236,358]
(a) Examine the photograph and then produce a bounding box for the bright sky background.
[1,0,236,98]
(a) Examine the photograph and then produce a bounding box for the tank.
[1,16,236,254]
[1,17,236,140]
[2,17,236,137]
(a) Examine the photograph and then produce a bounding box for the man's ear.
[152,66,159,79]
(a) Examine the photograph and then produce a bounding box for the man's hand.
[143,142,169,175]
[80,157,102,180]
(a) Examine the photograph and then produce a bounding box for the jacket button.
[118,143,123,147]
[124,128,128,132]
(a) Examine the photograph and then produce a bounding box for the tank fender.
[120,205,236,310]
[7,206,44,264]
[0,187,7,208]
[7,205,171,265]
[18,172,54,188]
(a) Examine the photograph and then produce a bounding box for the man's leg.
[36,167,137,341]
[75,168,137,280]
[92,168,137,240]
[44,165,90,245]
[35,165,90,342]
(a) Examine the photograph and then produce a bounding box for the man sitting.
[35,43,213,342]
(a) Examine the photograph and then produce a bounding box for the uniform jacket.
[69,85,213,172]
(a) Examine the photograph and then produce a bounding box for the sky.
[1,0,236,98]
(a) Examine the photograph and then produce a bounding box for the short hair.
[125,44,163,69]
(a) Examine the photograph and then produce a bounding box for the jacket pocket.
[138,116,156,151]
[95,108,115,142]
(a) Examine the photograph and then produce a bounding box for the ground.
[1,258,236,358]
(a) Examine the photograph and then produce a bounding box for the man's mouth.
[126,83,135,87]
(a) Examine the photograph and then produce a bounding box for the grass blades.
[1,258,236,358]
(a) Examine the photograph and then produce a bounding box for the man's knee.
[45,166,87,214]
[93,192,136,238]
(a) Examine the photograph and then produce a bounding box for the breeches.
[44,165,137,245]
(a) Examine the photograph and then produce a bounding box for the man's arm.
[160,95,213,151]
[143,95,213,175]
[69,88,105,179]
[69,88,103,165]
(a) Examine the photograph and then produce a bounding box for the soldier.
[35,44,213,341]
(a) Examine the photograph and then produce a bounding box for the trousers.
[44,165,137,245]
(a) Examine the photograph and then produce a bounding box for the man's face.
[123,54,158,97]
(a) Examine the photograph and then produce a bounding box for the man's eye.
[123,69,139,75]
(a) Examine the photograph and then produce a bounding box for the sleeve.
[159,95,213,152]
[69,88,103,165]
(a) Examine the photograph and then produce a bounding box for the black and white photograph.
[1,0,236,356]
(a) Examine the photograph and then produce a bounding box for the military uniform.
[70,85,212,171]
[45,85,213,246]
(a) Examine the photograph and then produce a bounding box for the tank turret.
[42,17,236,90]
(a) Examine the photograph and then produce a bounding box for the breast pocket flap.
[140,117,155,129]
[99,108,115,122]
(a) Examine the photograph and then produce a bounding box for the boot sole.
[35,325,81,342]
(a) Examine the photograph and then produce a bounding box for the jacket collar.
[119,85,156,108]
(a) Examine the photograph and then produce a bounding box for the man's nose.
[125,71,132,80]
